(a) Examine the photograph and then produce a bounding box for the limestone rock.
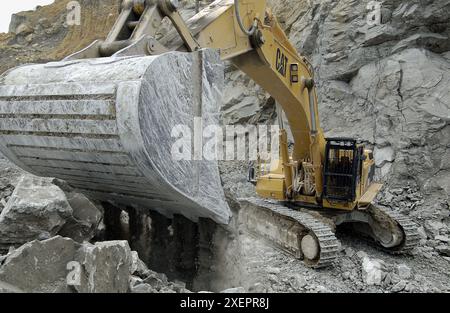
[392,280,407,293]
[362,257,386,286]
[435,235,450,243]
[8,14,27,34]
[374,146,395,167]
[392,33,450,54]
[417,226,428,240]
[129,275,143,288]
[0,236,80,292]
[435,245,450,257]
[424,220,446,237]
[397,264,412,279]
[15,23,34,35]
[74,241,132,293]
[221,68,267,125]
[0,176,103,249]
[57,192,102,243]
[0,176,72,249]
[0,237,160,293]
[53,179,103,243]
[143,271,169,291]
[289,274,307,290]
[130,251,151,278]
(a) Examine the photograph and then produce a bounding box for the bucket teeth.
[0,50,231,225]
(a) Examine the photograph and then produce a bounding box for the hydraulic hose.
[234,0,257,36]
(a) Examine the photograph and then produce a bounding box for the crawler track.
[370,205,421,254]
[239,198,340,268]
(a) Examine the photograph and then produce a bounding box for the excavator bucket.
[0,49,231,224]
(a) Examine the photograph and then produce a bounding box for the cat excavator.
[0,0,420,267]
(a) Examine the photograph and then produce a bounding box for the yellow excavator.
[0,0,419,267]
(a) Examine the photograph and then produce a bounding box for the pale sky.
[0,0,55,33]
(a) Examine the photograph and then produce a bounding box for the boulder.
[130,251,150,278]
[362,257,386,286]
[8,14,27,34]
[0,236,145,293]
[0,176,103,249]
[0,236,80,292]
[74,241,132,293]
[58,192,102,242]
[374,146,395,167]
[15,23,34,35]
[0,176,72,249]
[53,179,103,243]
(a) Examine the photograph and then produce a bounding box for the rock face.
[0,0,122,74]
[0,176,72,249]
[0,0,203,75]
[221,70,269,125]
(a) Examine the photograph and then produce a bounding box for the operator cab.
[323,138,364,203]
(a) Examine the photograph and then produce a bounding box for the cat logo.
[275,48,288,77]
